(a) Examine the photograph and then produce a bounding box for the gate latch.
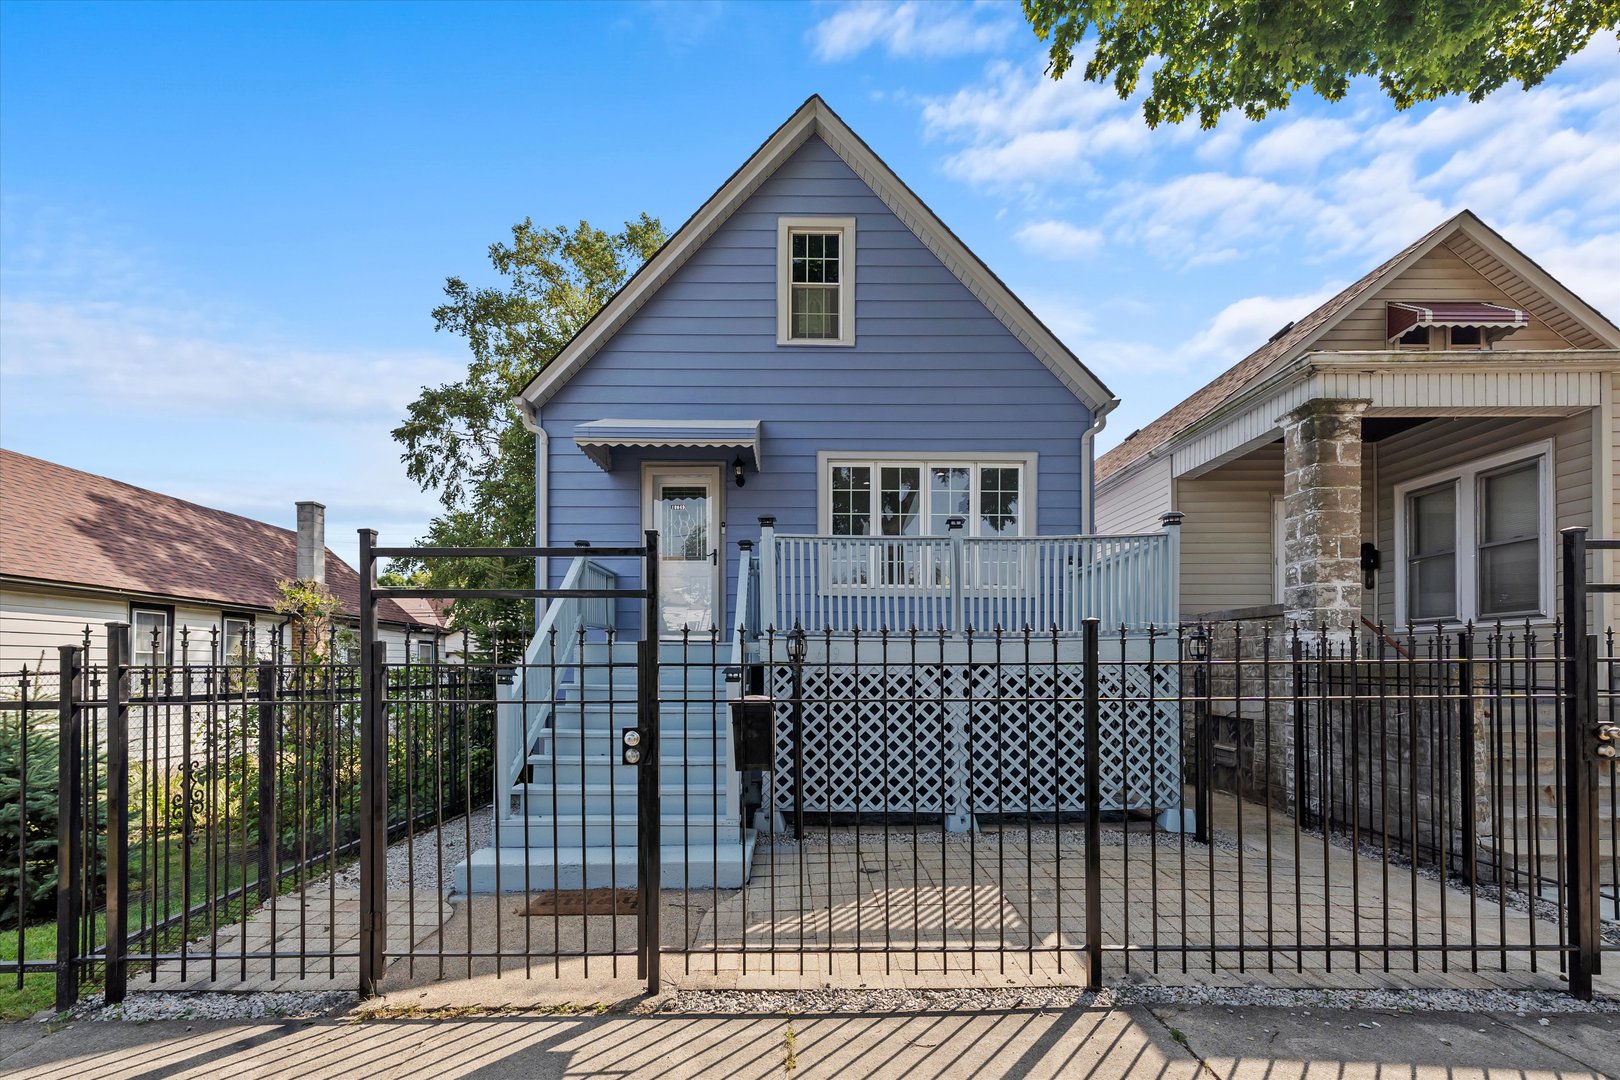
[621,728,644,766]
[1597,722,1620,760]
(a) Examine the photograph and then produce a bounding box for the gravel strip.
[330,810,495,893]
[59,990,357,1023]
[661,985,1620,1015]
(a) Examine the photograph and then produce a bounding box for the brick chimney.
[296,501,326,584]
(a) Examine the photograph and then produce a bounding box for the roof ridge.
[0,447,304,542]
[1095,209,1475,483]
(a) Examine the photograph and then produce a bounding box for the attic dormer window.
[1387,301,1528,351]
[778,216,855,346]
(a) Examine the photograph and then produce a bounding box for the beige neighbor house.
[1096,210,1619,641]
[0,449,460,675]
[1093,211,1619,880]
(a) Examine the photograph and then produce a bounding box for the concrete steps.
[454,633,753,896]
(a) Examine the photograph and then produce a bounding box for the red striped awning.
[1387,301,1529,342]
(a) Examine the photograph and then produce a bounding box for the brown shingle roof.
[1096,212,1468,484]
[0,449,424,627]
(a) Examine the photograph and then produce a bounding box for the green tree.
[393,216,667,657]
[1022,0,1619,127]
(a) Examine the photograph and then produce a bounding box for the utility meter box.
[729,695,775,772]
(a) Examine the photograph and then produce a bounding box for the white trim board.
[516,96,1116,417]
[1390,439,1555,627]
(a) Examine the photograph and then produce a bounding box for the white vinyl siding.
[1095,456,1174,535]
[1315,241,1579,352]
[1175,441,1285,617]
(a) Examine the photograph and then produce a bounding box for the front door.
[644,466,722,637]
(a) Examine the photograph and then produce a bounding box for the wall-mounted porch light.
[733,455,747,488]
[1188,625,1210,662]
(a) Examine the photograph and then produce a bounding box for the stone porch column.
[1280,398,1369,635]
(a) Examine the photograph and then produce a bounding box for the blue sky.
[3,1,1616,567]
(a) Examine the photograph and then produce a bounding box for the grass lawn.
[0,922,59,1020]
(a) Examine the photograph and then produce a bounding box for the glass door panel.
[651,476,717,636]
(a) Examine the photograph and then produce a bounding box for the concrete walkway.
[1,1004,1615,1078]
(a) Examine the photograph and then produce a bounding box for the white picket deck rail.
[757,517,1181,635]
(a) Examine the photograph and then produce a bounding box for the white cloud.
[1243,116,1360,174]
[1107,173,1323,266]
[810,0,1016,62]
[917,59,1157,191]
[1130,287,1339,373]
[903,36,1619,315]
[1014,219,1104,259]
[0,295,462,421]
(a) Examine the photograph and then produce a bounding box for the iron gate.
[11,529,1616,1006]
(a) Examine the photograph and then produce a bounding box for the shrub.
[0,716,104,929]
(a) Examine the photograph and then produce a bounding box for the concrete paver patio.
[137,792,1619,998]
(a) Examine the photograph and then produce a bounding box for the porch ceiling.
[572,418,763,472]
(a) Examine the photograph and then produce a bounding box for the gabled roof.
[517,95,1116,416]
[1096,210,1620,484]
[0,449,427,628]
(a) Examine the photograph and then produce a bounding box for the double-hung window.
[1395,443,1551,624]
[778,217,854,346]
[132,607,171,667]
[220,613,254,664]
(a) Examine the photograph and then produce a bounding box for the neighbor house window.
[1395,443,1551,624]
[1406,483,1458,621]
[132,607,171,667]
[778,217,854,346]
[220,614,254,663]
[414,639,436,664]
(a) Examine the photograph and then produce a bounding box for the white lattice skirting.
[762,637,1183,818]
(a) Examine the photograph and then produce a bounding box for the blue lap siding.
[537,136,1094,630]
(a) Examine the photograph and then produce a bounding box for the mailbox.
[729,694,775,772]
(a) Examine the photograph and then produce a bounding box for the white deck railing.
[757,516,1181,635]
[496,556,617,799]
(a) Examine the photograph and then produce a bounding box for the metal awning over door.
[572,418,763,472]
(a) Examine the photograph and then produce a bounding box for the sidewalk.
[0,1002,1614,1079]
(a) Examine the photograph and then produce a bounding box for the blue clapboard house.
[456,97,1182,894]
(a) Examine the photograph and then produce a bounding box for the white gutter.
[1080,399,1118,533]
[514,398,549,622]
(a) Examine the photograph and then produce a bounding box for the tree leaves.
[1022,0,1619,128]
[392,215,667,656]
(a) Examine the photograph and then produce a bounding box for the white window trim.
[131,606,172,666]
[1271,495,1286,604]
[1392,439,1555,626]
[813,453,1036,597]
[777,216,855,347]
[816,452,1036,537]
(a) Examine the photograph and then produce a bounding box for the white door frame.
[640,462,726,638]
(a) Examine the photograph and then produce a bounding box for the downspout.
[1080,399,1118,534]
[513,397,549,627]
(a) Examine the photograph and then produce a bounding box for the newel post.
[758,517,778,632]
[1160,511,1184,628]
[947,516,966,633]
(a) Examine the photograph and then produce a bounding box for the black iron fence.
[1,624,498,1010]
[3,529,1615,1007]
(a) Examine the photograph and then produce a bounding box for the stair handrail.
[497,555,616,798]
[726,543,758,826]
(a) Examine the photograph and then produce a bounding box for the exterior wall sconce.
[1188,625,1210,662]
[786,626,808,663]
[733,455,747,487]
